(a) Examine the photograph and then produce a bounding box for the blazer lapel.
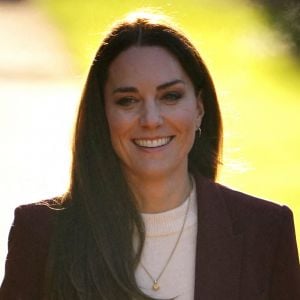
[193,175,243,300]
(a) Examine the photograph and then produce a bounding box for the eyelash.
[161,92,183,103]
[115,91,183,107]
[115,97,138,107]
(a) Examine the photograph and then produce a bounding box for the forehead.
[106,46,190,88]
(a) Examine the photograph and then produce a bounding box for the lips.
[133,136,173,148]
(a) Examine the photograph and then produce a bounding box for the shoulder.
[14,198,59,220]
[194,173,295,234]
[12,199,61,242]
[216,181,293,229]
[6,199,62,259]
[206,180,300,298]
[0,199,62,299]
[14,198,61,219]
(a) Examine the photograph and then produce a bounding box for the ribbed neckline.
[141,181,197,237]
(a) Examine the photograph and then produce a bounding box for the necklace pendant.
[152,280,160,291]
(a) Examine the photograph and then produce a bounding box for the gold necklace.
[140,183,192,291]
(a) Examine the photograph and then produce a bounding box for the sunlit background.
[1,0,299,282]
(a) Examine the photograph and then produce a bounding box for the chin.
[128,163,182,180]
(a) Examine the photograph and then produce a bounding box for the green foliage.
[37,0,300,245]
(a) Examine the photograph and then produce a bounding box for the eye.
[115,96,138,107]
[161,91,183,104]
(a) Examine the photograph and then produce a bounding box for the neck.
[124,169,192,213]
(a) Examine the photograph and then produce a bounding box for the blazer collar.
[193,174,243,300]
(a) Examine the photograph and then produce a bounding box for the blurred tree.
[251,0,300,57]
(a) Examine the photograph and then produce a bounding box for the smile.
[133,136,173,148]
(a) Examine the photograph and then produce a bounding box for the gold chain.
[140,180,193,291]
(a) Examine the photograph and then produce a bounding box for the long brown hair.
[44,13,222,299]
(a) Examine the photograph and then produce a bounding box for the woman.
[0,13,299,300]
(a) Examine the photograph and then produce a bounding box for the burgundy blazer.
[1,175,299,299]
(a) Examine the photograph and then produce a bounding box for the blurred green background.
[37,0,300,245]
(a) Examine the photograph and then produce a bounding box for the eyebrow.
[112,79,185,94]
[112,86,138,94]
[157,79,185,90]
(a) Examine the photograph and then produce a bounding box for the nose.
[139,100,163,128]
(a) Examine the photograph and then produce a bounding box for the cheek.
[106,114,119,135]
[105,108,120,144]
[176,107,199,132]
[105,111,133,145]
[184,121,197,146]
[105,117,126,158]
[175,110,198,149]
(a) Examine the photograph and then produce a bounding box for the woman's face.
[104,46,204,180]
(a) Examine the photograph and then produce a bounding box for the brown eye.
[116,97,138,107]
[161,92,182,104]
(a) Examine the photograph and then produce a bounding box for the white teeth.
[134,137,171,148]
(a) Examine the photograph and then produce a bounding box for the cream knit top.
[135,183,198,299]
